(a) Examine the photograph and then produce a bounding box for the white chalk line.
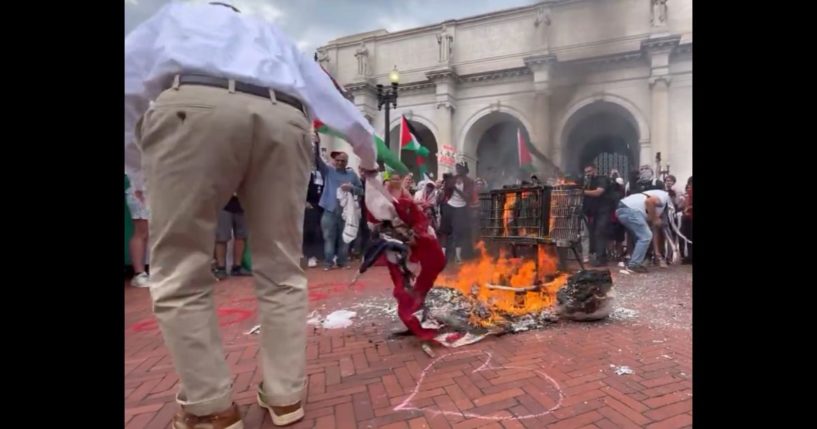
[393,349,564,420]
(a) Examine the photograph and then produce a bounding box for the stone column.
[642,35,680,171]
[524,54,558,175]
[649,77,670,168]
[426,68,458,175]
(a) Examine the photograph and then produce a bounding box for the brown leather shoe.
[171,403,244,429]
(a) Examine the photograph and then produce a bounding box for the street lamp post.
[377,66,401,150]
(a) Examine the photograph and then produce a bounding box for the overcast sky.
[125,0,539,54]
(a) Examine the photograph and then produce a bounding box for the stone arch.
[459,103,535,163]
[555,93,650,172]
[557,94,649,178]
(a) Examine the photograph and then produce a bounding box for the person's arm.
[349,173,363,196]
[312,133,330,176]
[645,196,662,226]
[583,186,605,197]
[295,46,377,171]
[124,5,173,192]
[583,176,608,198]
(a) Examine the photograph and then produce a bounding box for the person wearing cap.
[125,2,378,427]
[313,139,363,270]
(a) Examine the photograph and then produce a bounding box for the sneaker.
[172,403,243,429]
[322,265,333,271]
[659,259,668,268]
[131,272,150,288]
[231,266,252,277]
[257,384,305,427]
[307,257,318,268]
[627,264,648,273]
[213,267,228,281]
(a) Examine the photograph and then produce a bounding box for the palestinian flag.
[313,119,410,175]
[517,128,534,173]
[399,116,431,176]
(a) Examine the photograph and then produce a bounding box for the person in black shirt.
[303,167,324,268]
[581,163,613,266]
[607,170,627,262]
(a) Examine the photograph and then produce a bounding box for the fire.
[436,242,568,328]
[503,193,516,236]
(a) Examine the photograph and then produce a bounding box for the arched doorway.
[463,111,532,190]
[388,120,438,178]
[561,101,641,179]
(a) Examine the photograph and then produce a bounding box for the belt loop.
[228,79,236,94]
[268,89,278,105]
[172,75,181,90]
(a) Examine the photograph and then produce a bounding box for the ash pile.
[424,269,615,335]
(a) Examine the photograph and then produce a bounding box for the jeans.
[615,207,652,268]
[321,209,348,267]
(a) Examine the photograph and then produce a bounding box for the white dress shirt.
[124,2,376,191]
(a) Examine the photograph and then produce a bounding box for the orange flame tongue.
[436,242,568,328]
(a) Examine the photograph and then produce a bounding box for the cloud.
[376,16,421,33]
[125,0,539,53]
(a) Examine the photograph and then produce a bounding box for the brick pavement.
[125,264,692,428]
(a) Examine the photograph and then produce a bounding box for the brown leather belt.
[177,75,305,113]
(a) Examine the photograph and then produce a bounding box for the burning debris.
[419,242,615,343]
[555,270,615,321]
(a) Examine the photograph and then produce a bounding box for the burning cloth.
[360,177,482,346]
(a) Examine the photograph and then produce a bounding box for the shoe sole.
[256,396,304,427]
[172,420,244,429]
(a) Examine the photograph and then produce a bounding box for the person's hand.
[306,202,314,209]
[340,183,353,191]
[134,190,145,204]
[651,217,663,228]
[359,167,379,178]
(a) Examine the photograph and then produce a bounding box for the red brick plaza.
[125,265,692,429]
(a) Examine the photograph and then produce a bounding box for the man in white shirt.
[614,189,671,273]
[125,3,377,428]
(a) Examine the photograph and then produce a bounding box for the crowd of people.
[129,157,693,288]
[301,133,486,270]
[125,186,254,287]
[580,163,692,274]
[123,3,693,427]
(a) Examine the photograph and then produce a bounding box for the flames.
[503,193,516,236]
[436,242,568,328]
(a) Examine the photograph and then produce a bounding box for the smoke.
[475,122,561,190]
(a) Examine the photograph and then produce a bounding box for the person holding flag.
[124,3,380,426]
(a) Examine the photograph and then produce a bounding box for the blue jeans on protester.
[321,209,348,268]
[615,206,653,269]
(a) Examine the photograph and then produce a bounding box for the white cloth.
[364,175,404,227]
[337,188,360,244]
[124,2,376,191]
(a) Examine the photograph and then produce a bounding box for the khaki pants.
[138,83,311,416]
